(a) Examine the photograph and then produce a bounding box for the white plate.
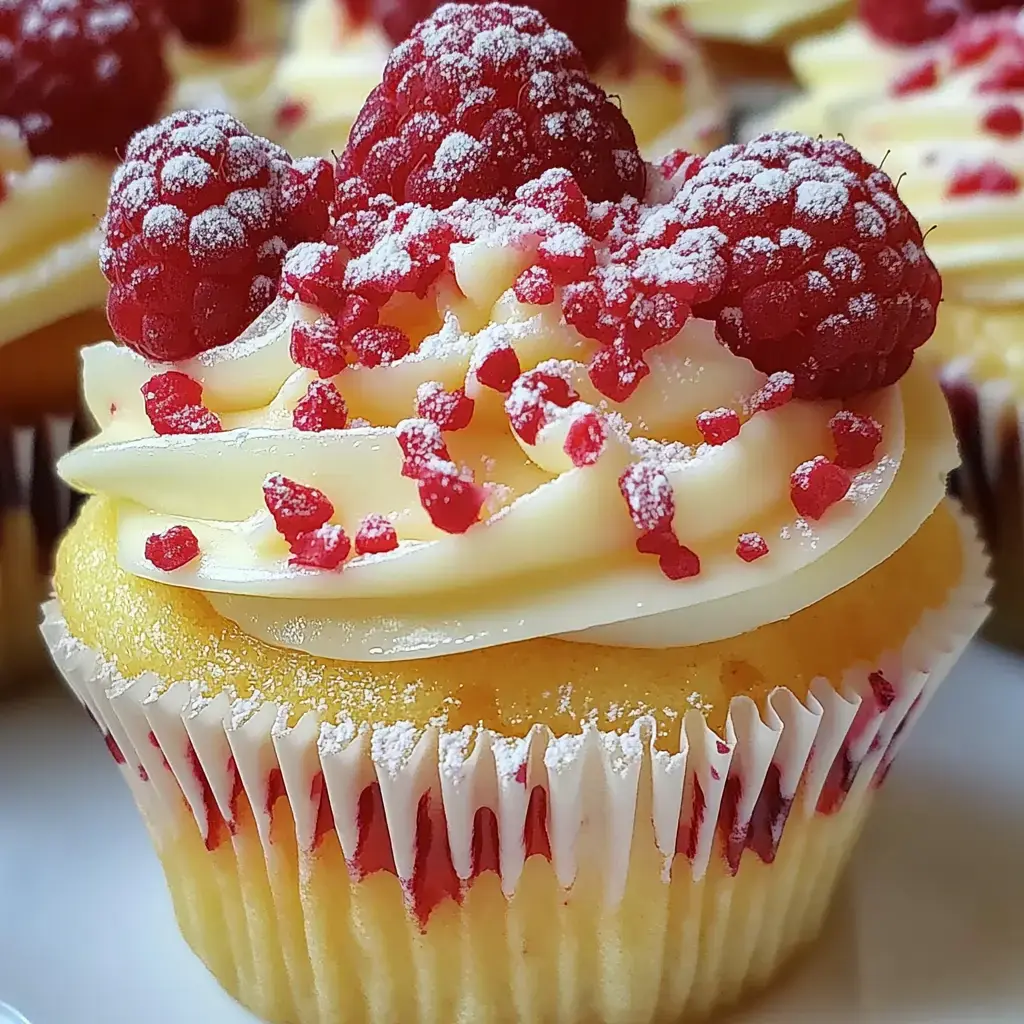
[1,640,1023,1024]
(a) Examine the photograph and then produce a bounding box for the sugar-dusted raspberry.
[141,371,222,435]
[505,365,579,444]
[563,410,607,467]
[790,456,851,521]
[160,0,240,47]
[982,103,1024,137]
[294,380,349,431]
[470,337,522,393]
[890,59,939,96]
[263,473,334,543]
[537,225,597,283]
[290,525,351,570]
[396,418,451,478]
[416,382,475,431]
[830,410,883,468]
[0,0,170,160]
[103,110,333,363]
[355,513,400,555]
[418,461,486,533]
[336,3,645,207]
[619,461,674,533]
[279,243,350,319]
[514,265,556,306]
[290,317,347,379]
[687,132,942,400]
[736,532,769,562]
[948,160,1020,196]
[351,325,412,367]
[859,0,960,45]
[696,408,740,446]
[145,525,200,571]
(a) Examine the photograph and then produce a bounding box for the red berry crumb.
[145,525,200,571]
[263,473,334,543]
[350,325,411,367]
[103,110,333,363]
[696,408,740,446]
[563,410,608,467]
[982,103,1024,137]
[790,456,852,521]
[749,372,796,414]
[294,379,349,432]
[514,265,556,306]
[830,410,883,468]
[141,371,222,436]
[687,132,942,399]
[736,532,769,562]
[0,0,170,160]
[290,525,351,570]
[472,340,522,393]
[505,367,580,444]
[636,528,700,580]
[355,513,399,555]
[396,418,450,478]
[417,463,486,534]
[859,0,959,45]
[337,3,644,207]
[890,59,939,96]
[948,161,1021,196]
[416,382,475,431]
[619,461,674,533]
[291,317,347,379]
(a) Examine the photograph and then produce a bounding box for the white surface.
[0,641,1023,1024]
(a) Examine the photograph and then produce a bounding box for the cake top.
[62,2,954,666]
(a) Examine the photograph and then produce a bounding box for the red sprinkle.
[416,382,475,432]
[636,527,701,580]
[890,59,939,96]
[141,371,222,436]
[350,325,411,368]
[948,161,1021,197]
[563,410,608,467]
[619,461,674,533]
[396,419,450,479]
[830,410,883,469]
[293,379,349,432]
[418,464,486,534]
[696,408,741,446]
[505,369,579,445]
[355,514,400,556]
[290,525,351,570]
[144,525,200,571]
[790,456,852,521]
[263,473,334,543]
[514,265,556,306]
[474,344,522,393]
[290,317,347,379]
[736,532,769,562]
[982,104,1024,137]
[750,372,796,414]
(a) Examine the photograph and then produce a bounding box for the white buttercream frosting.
[631,0,849,44]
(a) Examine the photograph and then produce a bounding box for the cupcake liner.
[40,502,989,1023]
[940,364,1024,650]
[0,415,77,688]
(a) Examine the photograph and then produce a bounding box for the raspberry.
[103,110,333,363]
[948,161,1020,196]
[370,0,628,69]
[749,372,795,414]
[982,104,1024,136]
[687,132,942,400]
[859,0,960,44]
[417,462,486,533]
[619,461,674,533]
[294,380,349,431]
[563,410,607,467]
[736,532,769,562]
[830,410,883,468]
[145,525,200,571]
[355,514,400,555]
[141,371,222,435]
[890,59,939,96]
[160,0,240,47]
[696,408,740,446]
[416,382,475,431]
[790,456,851,521]
[505,366,579,444]
[290,317,347,378]
[336,3,644,207]
[396,418,450,478]
[350,325,412,367]
[471,340,522,392]
[0,0,170,160]
[263,473,334,543]
[290,525,351,570]
[280,243,349,319]
[514,265,556,306]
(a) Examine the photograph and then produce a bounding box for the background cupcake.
[0,0,284,691]
[44,6,989,1022]
[276,0,727,158]
[768,8,1024,646]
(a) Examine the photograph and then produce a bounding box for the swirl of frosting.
[277,0,725,159]
[59,149,958,663]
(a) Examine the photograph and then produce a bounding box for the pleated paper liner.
[941,364,1024,651]
[40,502,989,1024]
[0,415,81,690]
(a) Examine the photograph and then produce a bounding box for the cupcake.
[0,0,283,690]
[276,0,726,160]
[770,8,1024,645]
[45,5,989,1023]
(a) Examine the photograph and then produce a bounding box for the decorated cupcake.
[771,8,1024,644]
[45,5,988,1022]
[0,0,283,689]
[276,0,726,159]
